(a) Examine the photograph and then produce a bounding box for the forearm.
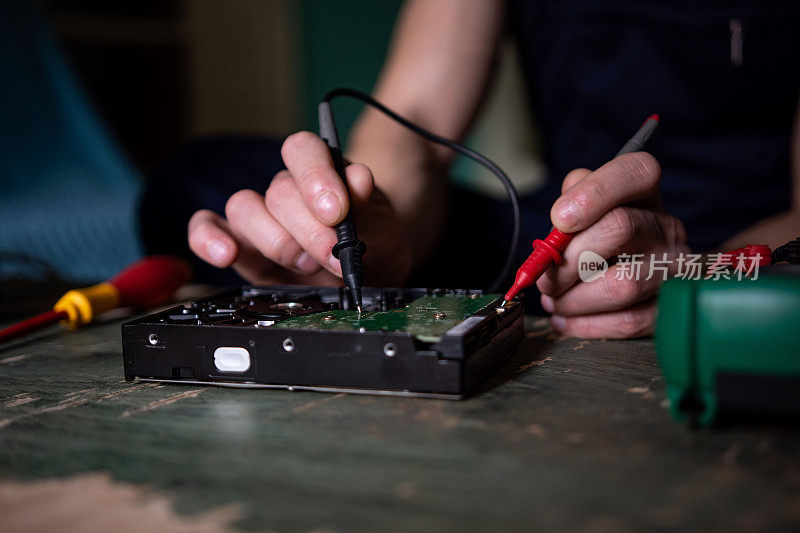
[347,110,449,265]
[721,96,800,251]
[344,0,505,266]
[719,209,800,251]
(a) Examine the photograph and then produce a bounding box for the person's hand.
[537,153,690,338]
[188,131,414,286]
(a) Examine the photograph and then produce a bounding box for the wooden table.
[1,304,799,532]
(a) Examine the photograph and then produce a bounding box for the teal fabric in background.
[0,0,402,286]
[0,0,404,286]
[0,1,143,285]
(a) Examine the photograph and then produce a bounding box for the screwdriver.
[318,101,366,313]
[0,256,191,344]
[502,114,660,304]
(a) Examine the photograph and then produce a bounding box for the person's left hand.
[537,152,690,338]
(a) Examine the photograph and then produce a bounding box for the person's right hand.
[188,131,414,286]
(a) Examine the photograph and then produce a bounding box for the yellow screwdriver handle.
[53,282,120,328]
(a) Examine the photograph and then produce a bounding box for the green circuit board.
[274,294,501,340]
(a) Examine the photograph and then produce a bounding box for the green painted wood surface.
[1,307,799,531]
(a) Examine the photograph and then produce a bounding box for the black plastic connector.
[773,237,800,265]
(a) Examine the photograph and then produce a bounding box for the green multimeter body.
[655,266,800,426]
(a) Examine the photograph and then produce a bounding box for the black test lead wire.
[322,87,521,293]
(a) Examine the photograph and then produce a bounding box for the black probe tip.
[337,244,364,311]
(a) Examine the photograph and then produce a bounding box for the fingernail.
[294,252,320,274]
[207,240,229,264]
[554,198,581,229]
[314,191,343,225]
[540,295,554,313]
[551,315,566,332]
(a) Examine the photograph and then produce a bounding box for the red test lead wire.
[503,228,574,303]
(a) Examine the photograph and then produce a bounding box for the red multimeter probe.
[502,115,660,304]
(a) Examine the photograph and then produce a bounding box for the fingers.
[189,149,395,285]
[550,152,661,232]
[561,168,591,194]
[539,157,669,339]
[281,131,350,226]
[537,207,685,297]
[192,160,379,284]
[265,171,342,276]
[540,261,663,316]
[224,189,321,275]
[550,299,657,339]
[188,210,238,267]
[188,209,278,283]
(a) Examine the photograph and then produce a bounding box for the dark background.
[42,0,403,173]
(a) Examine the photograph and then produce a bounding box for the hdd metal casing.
[122,286,523,398]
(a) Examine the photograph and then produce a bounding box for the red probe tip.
[648,114,660,123]
[504,285,522,303]
[503,229,574,303]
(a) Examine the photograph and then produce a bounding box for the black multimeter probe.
[318,99,366,312]
[318,87,522,311]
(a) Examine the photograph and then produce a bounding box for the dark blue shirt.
[509,0,800,251]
